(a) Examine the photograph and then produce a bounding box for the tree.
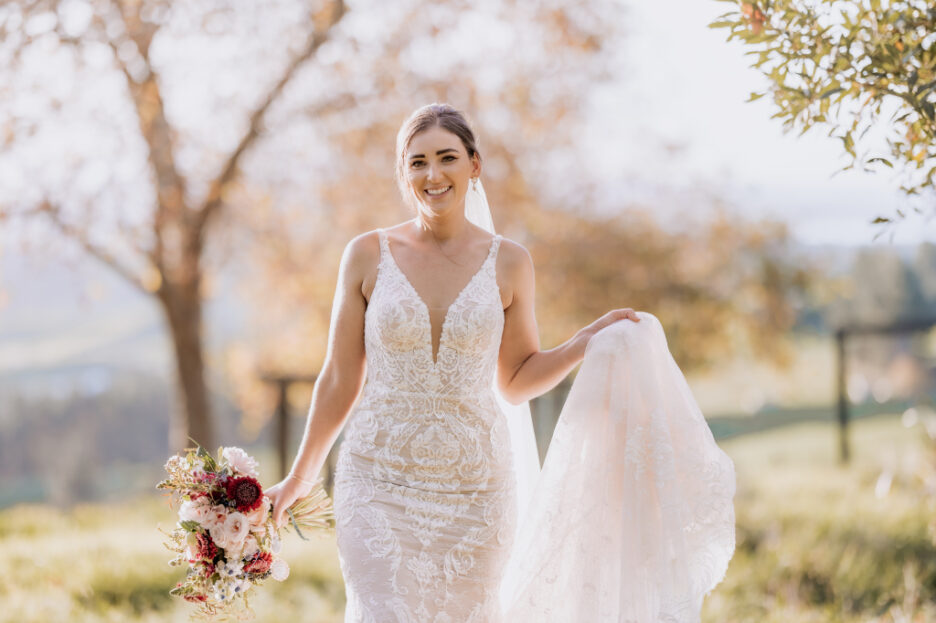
[709,0,936,222]
[0,0,629,449]
[0,0,347,451]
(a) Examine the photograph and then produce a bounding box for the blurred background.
[1,0,935,621]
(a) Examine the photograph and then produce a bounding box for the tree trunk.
[159,282,214,453]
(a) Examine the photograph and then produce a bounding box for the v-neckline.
[383,233,498,367]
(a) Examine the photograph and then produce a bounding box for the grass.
[0,497,344,623]
[1,413,934,622]
[704,413,936,622]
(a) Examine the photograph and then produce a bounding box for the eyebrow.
[409,148,458,160]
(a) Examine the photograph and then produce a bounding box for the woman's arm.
[268,232,377,527]
[496,240,639,405]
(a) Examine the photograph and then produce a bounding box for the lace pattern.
[334,229,517,622]
[333,229,736,623]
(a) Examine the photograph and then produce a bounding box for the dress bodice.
[363,228,505,398]
[340,228,512,494]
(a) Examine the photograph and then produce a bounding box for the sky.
[596,0,936,247]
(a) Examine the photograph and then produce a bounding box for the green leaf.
[180,520,200,532]
[866,157,894,168]
[871,216,891,224]
[708,20,736,29]
[746,91,766,102]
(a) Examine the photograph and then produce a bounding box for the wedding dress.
[332,228,736,623]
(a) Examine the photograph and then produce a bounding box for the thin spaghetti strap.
[489,234,503,261]
[376,228,389,258]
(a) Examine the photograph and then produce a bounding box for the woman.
[266,103,735,622]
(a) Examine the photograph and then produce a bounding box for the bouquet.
[157,444,333,619]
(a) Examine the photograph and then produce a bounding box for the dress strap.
[487,234,503,264]
[376,228,390,259]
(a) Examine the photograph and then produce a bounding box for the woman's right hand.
[266,474,314,531]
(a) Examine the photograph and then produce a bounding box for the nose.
[426,161,444,184]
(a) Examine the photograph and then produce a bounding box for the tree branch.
[194,0,347,238]
[37,201,148,293]
[103,0,184,269]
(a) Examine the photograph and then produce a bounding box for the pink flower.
[221,447,259,478]
[245,496,272,530]
[178,497,213,528]
[241,534,260,560]
[209,511,250,552]
[202,504,230,531]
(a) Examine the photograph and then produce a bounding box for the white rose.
[202,505,229,531]
[221,447,259,478]
[210,511,250,552]
[270,558,289,581]
[178,498,212,527]
[245,496,271,530]
[241,535,260,559]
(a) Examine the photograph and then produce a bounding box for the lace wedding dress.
[332,228,736,623]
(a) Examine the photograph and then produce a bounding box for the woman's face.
[404,125,481,217]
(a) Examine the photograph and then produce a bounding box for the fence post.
[836,329,850,464]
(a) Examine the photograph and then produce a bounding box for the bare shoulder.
[342,230,381,271]
[496,237,534,308]
[497,237,533,277]
[338,230,383,302]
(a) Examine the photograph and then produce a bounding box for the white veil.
[464,179,542,518]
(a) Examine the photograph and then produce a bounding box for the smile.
[425,186,452,197]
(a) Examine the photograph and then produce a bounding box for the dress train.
[501,312,736,622]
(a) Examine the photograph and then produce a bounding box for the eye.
[410,160,424,168]
[443,155,456,161]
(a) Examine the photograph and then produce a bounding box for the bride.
[266,103,736,623]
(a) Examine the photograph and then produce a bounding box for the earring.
[471,178,479,191]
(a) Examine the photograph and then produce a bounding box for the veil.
[463,179,542,519]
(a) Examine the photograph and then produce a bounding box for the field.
[2,413,934,623]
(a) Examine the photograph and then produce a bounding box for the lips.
[424,186,452,197]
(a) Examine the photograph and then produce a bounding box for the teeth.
[426,186,451,196]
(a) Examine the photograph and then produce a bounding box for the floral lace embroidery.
[334,229,516,623]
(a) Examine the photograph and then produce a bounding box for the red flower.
[243,551,273,574]
[202,561,216,578]
[196,532,218,561]
[225,476,263,512]
[183,593,208,603]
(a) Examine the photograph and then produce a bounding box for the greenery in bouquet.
[157,444,333,619]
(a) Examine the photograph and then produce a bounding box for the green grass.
[704,413,936,622]
[1,413,934,622]
[0,497,344,622]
